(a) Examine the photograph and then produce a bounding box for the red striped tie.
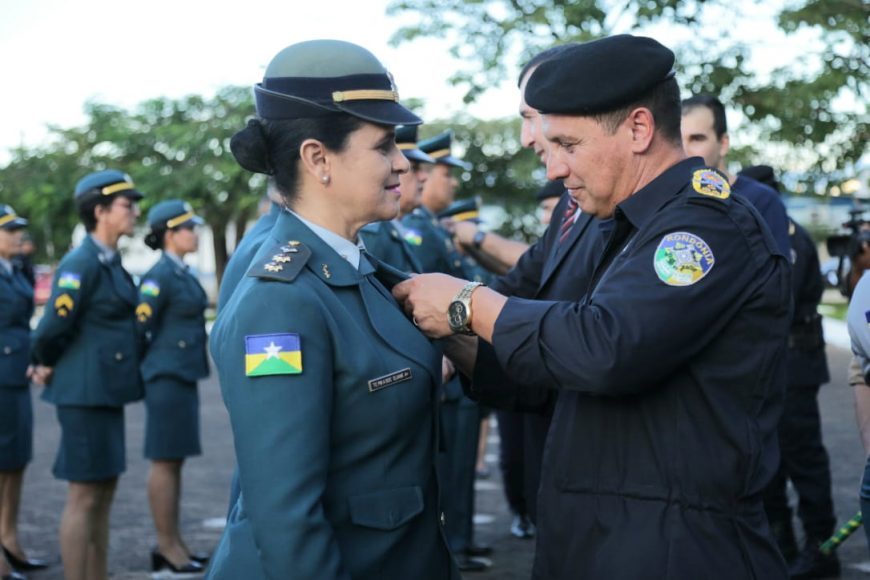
[559,198,579,244]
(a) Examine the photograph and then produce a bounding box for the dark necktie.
[559,198,580,244]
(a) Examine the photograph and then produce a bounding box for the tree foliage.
[0,87,261,278]
[388,0,868,182]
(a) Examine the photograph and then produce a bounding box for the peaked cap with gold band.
[254,39,421,127]
[147,199,204,230]
[73,169,144,207]
[396,125,435,164]
[438,197,482,223]
[0,204,28,230]
[418,130,471,171]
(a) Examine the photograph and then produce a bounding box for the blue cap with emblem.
[255,39,421,127]
[418,130,471,171]
[147,200,203,230]
[525,34,676,115]
[438,197,482,223]
[396,125,435,164]
[74,169,144,207]
[0,205,28,230]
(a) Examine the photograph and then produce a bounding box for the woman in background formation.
[0,206,47,580]
[138,200,210,575]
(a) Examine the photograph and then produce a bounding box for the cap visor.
[438,155,472,171]
[404,149,436,164]
[120,189,145,201]
[336,101,422,126]
[2,217,28,230]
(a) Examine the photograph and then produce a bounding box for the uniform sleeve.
[31,259,92,366]
[136,270,168,349]
[847,274,870,383]
[463,340,552,412]
[212,282,348,580]
[492,203,789,396]
[490,234,549,297]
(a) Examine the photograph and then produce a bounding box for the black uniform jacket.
[492,159,791,579]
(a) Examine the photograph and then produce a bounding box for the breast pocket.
[348,486,424,531]
[98,345,138,385]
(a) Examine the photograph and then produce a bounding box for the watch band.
[450,281,483,335]
[472,230,487,249]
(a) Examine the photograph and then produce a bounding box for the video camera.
[826,205,870,296]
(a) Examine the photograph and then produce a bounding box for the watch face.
[448,301,468,329]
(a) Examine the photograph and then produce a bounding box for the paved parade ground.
[13,341,870,578]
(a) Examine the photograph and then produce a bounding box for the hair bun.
[231,119,275,175]
[144,230,162,251]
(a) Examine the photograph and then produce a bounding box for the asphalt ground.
[12,342,870,579]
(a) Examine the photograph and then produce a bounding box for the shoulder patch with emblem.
[57,271,81,290]
[653,231,715,286]
[245,333,302,376]
[691,168,731,199]
[141,279,160,296]
[247,241,311,283]
[54,293,74,317]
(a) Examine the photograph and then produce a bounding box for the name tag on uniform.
[368,368,412,392]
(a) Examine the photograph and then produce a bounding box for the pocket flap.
[348,486,424,530]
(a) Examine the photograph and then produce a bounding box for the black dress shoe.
[510,513,536,539]
[2,572,27,580]
[465,544,493,557]
[151,550,204,575]
[456,555,489,572]
[1,546,48,571]
[189,551,210,564]
[788,540,840,579]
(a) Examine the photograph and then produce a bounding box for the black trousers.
[763,383,836,539]
[497,410,526,515]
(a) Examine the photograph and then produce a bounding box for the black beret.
[535,180,565,202]
[525,34,675,115]
[738,165,780,193]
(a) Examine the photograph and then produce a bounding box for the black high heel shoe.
[1,545,48,571]
[150,550,204,574]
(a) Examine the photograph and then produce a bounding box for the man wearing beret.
[395,34,789,578]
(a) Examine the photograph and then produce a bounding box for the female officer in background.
[137,200,209,576]
[206,40,457,579]
[31,170,144,580]
[0,206,47,580]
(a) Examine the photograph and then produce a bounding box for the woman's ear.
[299,138,331,184]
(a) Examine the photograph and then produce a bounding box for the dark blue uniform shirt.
[733,174,791,257]
[491,158,790,579]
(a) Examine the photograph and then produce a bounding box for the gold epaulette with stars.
[247,240,312,283]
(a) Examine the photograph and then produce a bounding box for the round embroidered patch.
[653,232,715,286]
[691,169,731,199]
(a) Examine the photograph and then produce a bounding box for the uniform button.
[3,346,11,355]
[453,260,461,268]
[178,340,187,348]
[440,512,445,526]
[115,352,123,361]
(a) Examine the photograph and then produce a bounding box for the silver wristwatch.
[447,282,483,335]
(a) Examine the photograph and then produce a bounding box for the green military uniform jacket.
[32,236,143,406]
[0,262,34,388]
[358,219,423,274]
[207,210,457,580]
[137,253,209,383]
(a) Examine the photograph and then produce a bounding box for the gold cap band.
[332,89,399,103]
[166,211,196,229]
[397,143,418,150]
[101,181,135,196]
[427,148,450,159]
[0,214,17,227]
[452,210,480,222]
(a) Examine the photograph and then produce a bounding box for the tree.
[388,0,868,186]
[0,87,263,280]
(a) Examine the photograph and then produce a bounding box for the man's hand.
[393,273,467,339]
[452,221,479,248]
[27,364,54,386]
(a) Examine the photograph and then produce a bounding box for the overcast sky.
[0,0,823,163]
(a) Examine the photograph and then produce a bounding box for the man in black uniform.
[741,165,838,578]
[395,35,790,579]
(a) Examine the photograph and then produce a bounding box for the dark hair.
[517,44,578,87]
[144,227,167,251]
[681,94,728,138]
[591,78,682,147]
[230,115,363,202]
[78,195,117,232]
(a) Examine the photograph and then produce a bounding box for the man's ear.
[625,107,655,154]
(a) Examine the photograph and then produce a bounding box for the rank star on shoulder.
[263,341,283,359]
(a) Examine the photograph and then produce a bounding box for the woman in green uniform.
[138,200,209,575]
[206,40,457,579]
[31,170,144,580]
